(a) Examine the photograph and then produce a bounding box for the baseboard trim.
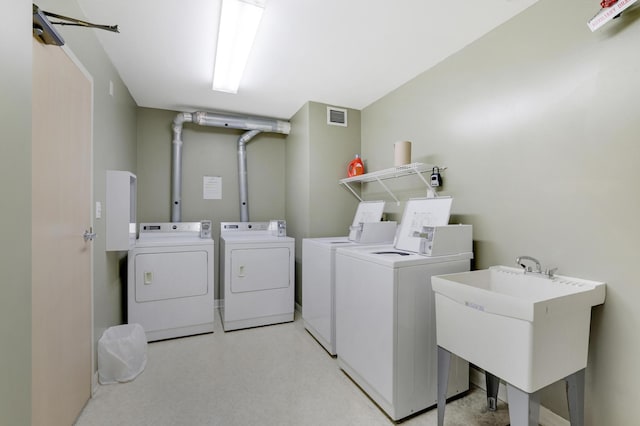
[539,407,570,426]
[469,366,569,426]
[92,370,99,396]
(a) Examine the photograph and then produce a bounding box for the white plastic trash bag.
[98,323,147,385]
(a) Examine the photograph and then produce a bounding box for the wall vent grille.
[327,106,347,127]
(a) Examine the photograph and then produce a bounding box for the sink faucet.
[516,256,542,273]
[516,256,557,278]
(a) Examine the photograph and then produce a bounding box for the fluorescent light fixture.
[213,0,266,93]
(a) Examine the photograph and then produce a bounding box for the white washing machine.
[334,197,471,421]
[128,221,214,342]
[220,221,295,331]
[302,236,355,355]
[302,201,397,356]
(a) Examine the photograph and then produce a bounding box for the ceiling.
[77,0,539,120]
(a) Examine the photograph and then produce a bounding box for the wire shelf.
[338,162,446,204]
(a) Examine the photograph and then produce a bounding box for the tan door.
[31,39,93,426]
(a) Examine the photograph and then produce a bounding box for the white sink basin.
[432,266,605,393]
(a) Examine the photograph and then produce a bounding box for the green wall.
[136,107,287,300]
[286,101,361,305]
[0,2,32,425]
[286,103,312,245]
[308,102,362,237]
[287,101,361,239]
[361,1,640,423]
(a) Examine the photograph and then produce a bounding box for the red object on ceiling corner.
[600,0,618,7]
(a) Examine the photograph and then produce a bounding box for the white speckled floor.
[76,311,511,426]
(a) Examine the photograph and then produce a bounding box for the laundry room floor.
[76,311,513,426]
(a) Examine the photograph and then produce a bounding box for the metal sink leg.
[486,371,500,411]
[506,383,540,426]
[437,346,451,426]
[566,369,585,426]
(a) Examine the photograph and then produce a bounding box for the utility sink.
[432,266,605,393]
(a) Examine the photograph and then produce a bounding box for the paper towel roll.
[394,141,411,166]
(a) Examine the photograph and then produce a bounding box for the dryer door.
[134,250,209,302]
[230,247,291,293]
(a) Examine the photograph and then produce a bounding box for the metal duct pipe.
[171,112,193,222]
[237,130,261,222]
[192,111,291,134]
[170,111,290,222]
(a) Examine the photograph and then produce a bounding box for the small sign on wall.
[203,176,222,200]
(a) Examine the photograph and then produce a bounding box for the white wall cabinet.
[106,170,136,251]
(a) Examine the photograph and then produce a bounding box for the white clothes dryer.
[128,221,214,342]
[219,221,294,331]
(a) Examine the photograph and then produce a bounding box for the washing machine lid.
[304,235,399,251]
[351,200,385,226]
[337,244,472,268]
[394,197,453,253]
[304,236,351,246]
